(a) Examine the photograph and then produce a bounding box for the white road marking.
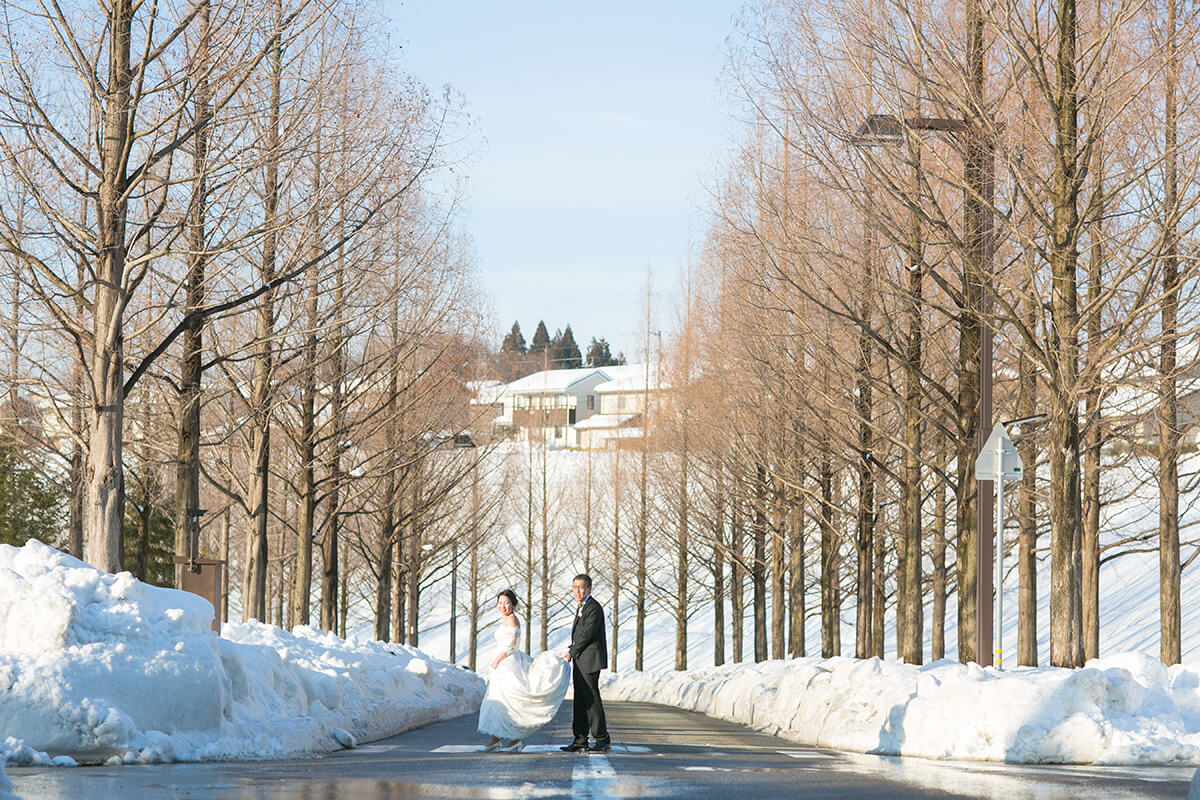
[778,750,838,759]
[572,754,617,798]
[431,743,650,754]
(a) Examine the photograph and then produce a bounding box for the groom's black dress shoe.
[560,741,588,752]
[589,741,611,753]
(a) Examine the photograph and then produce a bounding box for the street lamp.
[853,112,996,666]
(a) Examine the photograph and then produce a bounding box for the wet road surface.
[7,701,1197,799]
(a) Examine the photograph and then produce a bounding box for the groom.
[560,573,610,753]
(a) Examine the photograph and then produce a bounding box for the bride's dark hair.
[497,589,518,609]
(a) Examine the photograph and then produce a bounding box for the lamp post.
[853,113,995,665]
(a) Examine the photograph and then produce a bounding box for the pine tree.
[556,325,582,368]
[500,321,526,355]
[586,337,616,367]
[529,320,551,361]
[124,464,176,587]
[0,439,64,548]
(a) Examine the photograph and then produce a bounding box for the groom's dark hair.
[573,574,592,590]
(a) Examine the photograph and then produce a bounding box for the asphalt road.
[7,701,1197,799]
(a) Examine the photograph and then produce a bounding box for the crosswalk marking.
[779,750,838,759]
[431,743,650,754]
[572,754,617,798]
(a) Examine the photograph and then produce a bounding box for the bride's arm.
[491,622,520,669]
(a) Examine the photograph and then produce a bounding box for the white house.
[495,367,613,448]
[476,364,662,449]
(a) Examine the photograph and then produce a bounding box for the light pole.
[853,113,996,665]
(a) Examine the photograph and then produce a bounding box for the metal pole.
[994,459,1004,670]
[974,135,996,667]
[450,539,458,663]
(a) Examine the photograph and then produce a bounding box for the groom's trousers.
[571,664,609,744]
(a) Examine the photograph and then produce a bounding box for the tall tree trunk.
[69,347,86,559]
[469,465,480,670]
[584,450,593,575]
[85,0,135,573]
[174,0,210,588]
[375,514,393,641]
[819,451,837,657]
[525,440,534,654]
[293,122,323,630]
[901,160,924,666]
[1048,0,1084,668]
[406,466,422,645]
[713,465,726,666]
[540,431,549,652]
[611,448,622,672]
[854,270,874,659]
[770,475,785,660]
[1158,0,1182,667]
[932,467,948,661]
[676,442,690,670]
[752,465,768,662]
[1017,298,1040,666]
[956,0,988,665]
[392,539,405,645]
[871,496,885,658]
[788,485,805,658]
[320,167,348,633]
[730,496,745,662]
[242,0,284,622]
[636,391,649,671]
[1082,129,1103,662]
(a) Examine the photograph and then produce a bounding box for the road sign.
[974,422,1022,482]
[974,421,1025,671]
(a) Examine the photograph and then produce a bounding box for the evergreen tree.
[585,337,616,367]
[500,321,527,355]
[124,465,176,587]
[528,320,551,362]
[556,325,582,368]
[0,439,64,548]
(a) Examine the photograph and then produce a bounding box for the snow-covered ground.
[7,443,1200,784]
[603,653,1200,765]
[0,541,482,770]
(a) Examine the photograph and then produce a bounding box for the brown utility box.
[173,557,225,633]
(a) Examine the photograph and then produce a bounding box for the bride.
[478,589,570,752]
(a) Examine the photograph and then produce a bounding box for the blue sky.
[381,1,746,361]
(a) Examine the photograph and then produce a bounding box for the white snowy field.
[409,444,1200,768]
[0,540,483,773]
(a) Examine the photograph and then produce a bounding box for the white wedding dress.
[476,619,570,740]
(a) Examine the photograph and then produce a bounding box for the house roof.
[593,363,669,394]
[468,380,507,405]
[574,413,639,430]
[503,367,611,395]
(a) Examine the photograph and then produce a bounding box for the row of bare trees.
[0,0,504,642]
[618,0,1200,671]
[474,0,1200,673]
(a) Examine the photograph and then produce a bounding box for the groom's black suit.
[569,596,609,747]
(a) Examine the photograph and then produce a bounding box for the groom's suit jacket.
[570,596,608,674]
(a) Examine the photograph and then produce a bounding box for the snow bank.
[0,759,13,800]
[0,541,484,764]
[604,652,1200,765]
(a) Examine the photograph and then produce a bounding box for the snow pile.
[0,541,483,764]
[0,760,12,800]
[604,652,1200,765]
